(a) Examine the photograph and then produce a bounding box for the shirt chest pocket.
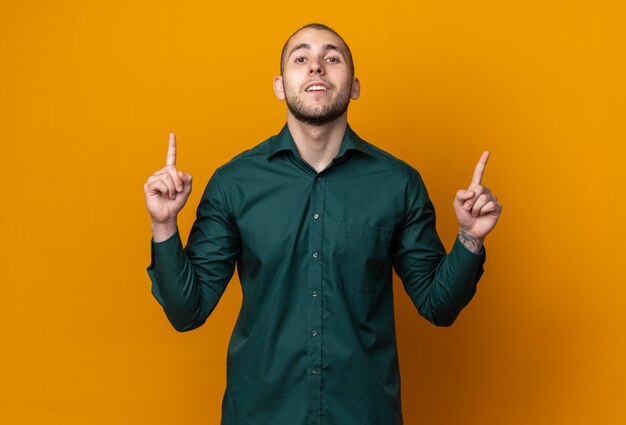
[335,223,394,294]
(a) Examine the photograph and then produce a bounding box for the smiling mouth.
[305,84,328,92]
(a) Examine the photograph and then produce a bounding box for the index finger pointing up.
[471,151,490,186]
[166,133,177,166]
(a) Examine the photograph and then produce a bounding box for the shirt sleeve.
[391,171,485,326]
[146,170,240,332]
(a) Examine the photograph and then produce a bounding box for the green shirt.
[147,124,485,425]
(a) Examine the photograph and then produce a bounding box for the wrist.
[152,219,177,243]
[458,227,484,254]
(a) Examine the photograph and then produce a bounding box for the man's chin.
[287,103,349,127]
[293,112,346,126]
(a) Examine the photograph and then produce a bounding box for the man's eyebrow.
[287,43,346,59]
[288,43,311,58]
[322,44,345,56]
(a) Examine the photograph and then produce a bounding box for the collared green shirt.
[147,124,485,425]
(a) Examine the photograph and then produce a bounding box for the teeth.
[307,85,327,92]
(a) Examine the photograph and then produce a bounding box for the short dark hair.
[280,23,355,76]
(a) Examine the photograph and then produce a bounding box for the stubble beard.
[285,87,351,126]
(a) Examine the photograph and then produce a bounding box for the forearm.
[421,238,485,326]
[397,237,485,327]
[147,230,209,332]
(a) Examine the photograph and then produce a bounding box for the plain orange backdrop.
[1,1,625,424]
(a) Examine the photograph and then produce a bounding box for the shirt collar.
[267,123,373,160]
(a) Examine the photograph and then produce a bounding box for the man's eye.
[326,57,339,63]
[295,57,306,63]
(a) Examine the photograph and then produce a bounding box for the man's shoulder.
[354,134,423,183]
[213,134,276,176]
[360,139,413,167]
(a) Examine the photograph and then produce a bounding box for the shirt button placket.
[307,174,325,425]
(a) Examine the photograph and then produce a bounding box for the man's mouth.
[305,83,329,92]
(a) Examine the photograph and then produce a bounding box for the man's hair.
[280,23,355,76]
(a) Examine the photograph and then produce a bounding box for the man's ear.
[351,77,361,100]
[273,76,285,100]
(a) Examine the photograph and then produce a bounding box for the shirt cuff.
[147,228,186,272]
[448,236,486,274]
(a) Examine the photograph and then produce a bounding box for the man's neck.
[287,114,348,174]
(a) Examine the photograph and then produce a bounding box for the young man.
[145,23,501,425]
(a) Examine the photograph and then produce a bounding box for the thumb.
[455,189,474,205]
[178,170,191,181]
[178,171,193,187]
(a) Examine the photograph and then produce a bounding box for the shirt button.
[312,330,318,337]
[312,290,318,298]
[312,252,319,258]
[316,176,322,182]
[313,213,319,220]
[312,368,318,375]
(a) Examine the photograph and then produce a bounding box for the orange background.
[1,1,625,424]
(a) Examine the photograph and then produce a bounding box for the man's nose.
[308,61,324,75]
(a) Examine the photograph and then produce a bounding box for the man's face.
[274,28,360,126]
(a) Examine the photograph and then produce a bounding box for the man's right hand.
[144,133,193,241]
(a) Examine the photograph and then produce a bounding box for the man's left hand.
[453,151,502,241]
